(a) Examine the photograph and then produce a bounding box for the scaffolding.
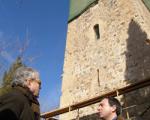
[41,79,150,119]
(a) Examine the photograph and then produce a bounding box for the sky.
[0,0,69,113]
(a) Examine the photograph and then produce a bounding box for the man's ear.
[111,105,117,113]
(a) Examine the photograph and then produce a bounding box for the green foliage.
[0,86,12,96]
[0,56,25,95]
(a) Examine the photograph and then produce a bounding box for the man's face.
[97,98,115,119]
[27,76,41,97]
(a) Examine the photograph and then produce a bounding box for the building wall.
[60,0,150,119]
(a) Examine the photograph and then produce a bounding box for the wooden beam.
[41,79,150,118]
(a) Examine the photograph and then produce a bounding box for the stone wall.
[60,0,150,119]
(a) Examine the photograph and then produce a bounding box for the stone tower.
[60,0,150,119]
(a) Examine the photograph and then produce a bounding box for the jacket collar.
[112,116,117,120]
[13,86,39,104]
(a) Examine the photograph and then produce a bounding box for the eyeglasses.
[32,79,41,89]
[30,78,41,85]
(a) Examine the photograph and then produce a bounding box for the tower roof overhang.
[68,0,98,23]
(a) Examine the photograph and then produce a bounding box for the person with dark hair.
[0,66,41,120]
[98,96,123,120]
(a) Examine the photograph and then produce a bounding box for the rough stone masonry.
[60,0,150,119]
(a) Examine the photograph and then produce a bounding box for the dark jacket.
[0,86,40,120]
[117,115,124,120]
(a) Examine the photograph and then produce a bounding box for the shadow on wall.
[123,19,150,120]
[74,19,150,120]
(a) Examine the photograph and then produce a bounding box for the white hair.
[12,66,40,87]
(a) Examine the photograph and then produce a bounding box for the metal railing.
[41,78,150,119]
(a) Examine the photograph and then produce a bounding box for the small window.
[93,24,100,39]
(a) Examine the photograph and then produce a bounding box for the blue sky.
[0,0,69,113]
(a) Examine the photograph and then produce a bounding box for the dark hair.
[105,97,122,116]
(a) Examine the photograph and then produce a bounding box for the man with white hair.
[0,66,41,120]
